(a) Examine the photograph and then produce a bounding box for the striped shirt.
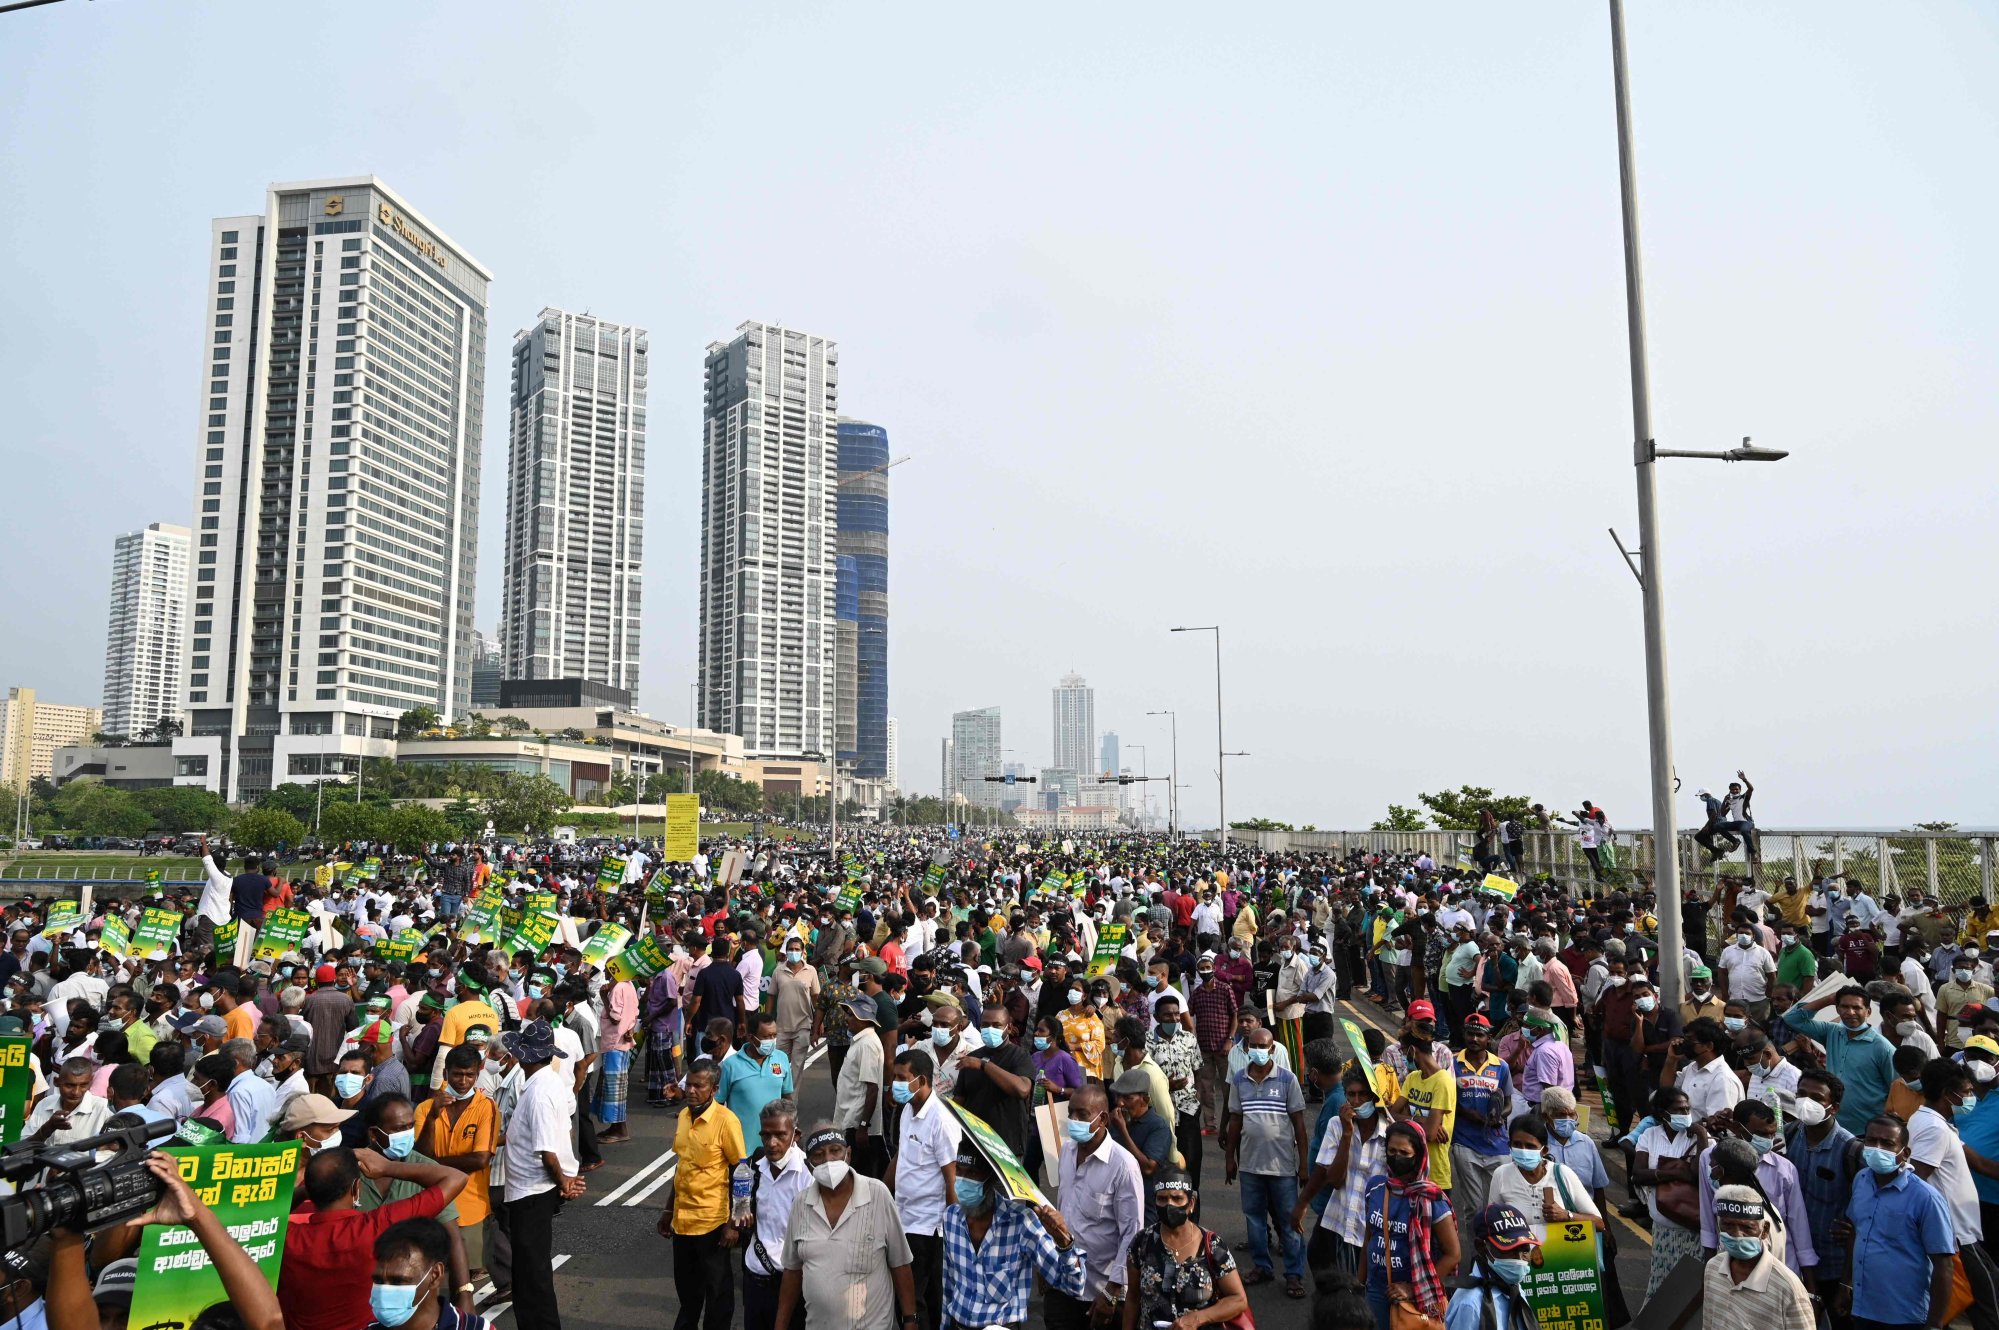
[1228,1066,1305,1176]
[941,1199,1085,1326]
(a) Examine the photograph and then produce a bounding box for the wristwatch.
[457,1284,476,1295]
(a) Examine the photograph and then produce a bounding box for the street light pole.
[1146,710,1179,840]
[1127,743,1147,830]
[1171,626,1225,845]
[1608,0,1684,1013]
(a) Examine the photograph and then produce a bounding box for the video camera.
[0,1112,178,1250]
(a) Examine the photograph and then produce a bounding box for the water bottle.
[731,1159,754,1226]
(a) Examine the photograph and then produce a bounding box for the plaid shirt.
[941,1198,1085,1326]
[1315,1115,1389,1246]
[1189,979,1239,1055]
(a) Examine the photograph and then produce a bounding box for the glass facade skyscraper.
[836,418,890,780]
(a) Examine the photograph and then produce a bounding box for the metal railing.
[0,865,204,886]
[1201,826,1996,908]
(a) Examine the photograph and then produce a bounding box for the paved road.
[487,1002,1658,1328]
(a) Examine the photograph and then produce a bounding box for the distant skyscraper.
[836,418,890,781]
[175,177,490,801]
[885,717,900,792]
[502,309,647,697]
[1052,673,1095,777]
[469,630,503,709]
[1,688,101,792]
[951,707,1003,809]
[102,523,190,739]
[1099,731,1119,781]
[699,322,838,760]
[1000,760,1029,813]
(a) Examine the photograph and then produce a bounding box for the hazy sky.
[4,2,1995,831]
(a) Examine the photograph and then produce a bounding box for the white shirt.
[198,854,235,925]
[745,1145,812,1277]
[503,1063,581,1201]
[1908,1103,1982,1241]
[893,1092,963,1237]
[1899,957,1938,1017]
[1717,942,1776,1002]
[46,972,108,1039]
[1677,1055,1744,1119]
[1191,901,1224,937]
[1747,1057,1801,1114]
[23,1092,111,1145]
[907,915,938,956]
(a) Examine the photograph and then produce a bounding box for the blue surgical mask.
[1550,1118,1576,1141]
[1490,1258,1532,1286]
[335,1072,366,1099]
[931,1027,953,1048]
[1354,1102,1378,1120]
[1306,955,1324,969]
[979,1026,1004,1049]
[1510,1146,1542,1171]
[1719,1234,1763,1261]
[953,1178,986,1208]
[1246,1048,1271,1067]
[1668,1113,1693,1132]
[758,1039,777,1057]
[369,1270,435,1328]
[1955,1098,1978,1122]
[1749,1134,1777,1154]
[891,1080,915,1105]
[1635,996,1657,1013]
[1863,1146,1901,1175]
[1065,1117,1097,1142]
[380,1128,416,1160]
[527,984,544,1000]
[1033,1036,1050,1051]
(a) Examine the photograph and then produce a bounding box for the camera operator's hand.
[125,1153,206,1230]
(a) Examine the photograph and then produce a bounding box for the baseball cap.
[855,957,887,977]
[1966,1035,1999,1057]
[1407,1000,1436,1022]
[1462,1013,1492,1030]
[1474,1203,1537,1251]
[315,963,338,983]
[92,1258,138,1307]
[1689,966,1713,980]
[838,993,876,1020]
[357,1019,395,1046]
[274,1092,355,1134]
[192,1015,227,1039]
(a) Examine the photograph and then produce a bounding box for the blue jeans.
[1366,1285,1391,1330]
[1240,1170,1306,1278]
[438,893,462,919]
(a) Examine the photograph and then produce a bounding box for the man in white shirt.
[500,1020,583,1330]
[1674,1019,1745,1120]
[45,953,108,1041]
[1191,892,1224,940]
[740,1099,812,1330]
[832,996,886,1175]
[1906,1062,1984,1260]
[22,1059,111,1146]
[1744,1035,1801,1114]
[1716,930,1778,1023]
[885,1046,961,1330]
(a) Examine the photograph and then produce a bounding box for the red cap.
[1407,1000,1436,1021]
[1019,955,1043,972]
[358,1019,395,1045]
[1462,1012,1492,1029]
[314,963,338,984]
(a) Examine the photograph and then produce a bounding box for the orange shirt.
[224,1003,257,1043]
[412,1092,498,1224]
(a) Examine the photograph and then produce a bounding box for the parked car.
[15,837,43,851]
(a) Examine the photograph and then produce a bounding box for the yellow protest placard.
[664,793,700,863]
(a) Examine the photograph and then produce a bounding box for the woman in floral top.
[1124,1166,1249,1330]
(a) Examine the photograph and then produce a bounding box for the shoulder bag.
[1382,1195,1445,1330]
[1196,1230,1255,1330]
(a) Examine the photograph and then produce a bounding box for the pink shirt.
[1542,957,1578,1009]
[599,979,638,1053]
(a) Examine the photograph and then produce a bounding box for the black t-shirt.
[954,1038,1034,1157]
[691,960,745,1023]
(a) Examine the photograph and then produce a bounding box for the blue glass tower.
[836,419,890,781]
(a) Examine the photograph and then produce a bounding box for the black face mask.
[1158,1203,1190,1228]
[1386,1152,1421,1180]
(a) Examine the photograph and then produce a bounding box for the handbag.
[1382,1193,1445,1330]
[1945,1252,1974,1325]
[1653,1177,1700,1231]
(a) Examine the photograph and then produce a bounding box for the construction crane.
[836,455,911,488]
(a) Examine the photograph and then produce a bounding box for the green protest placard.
[1087,922,1127,978]
[211,918,239,957]
[459,890,503,945]
[374,938,417,965]
[361,856,383,879]
[836,878,863,911]
[524,890,558,918]
[0,1036,32,1144]
[1522,1219,1605,1330]
[40,899,82,939]
[143,867,165,892]
[99,915,134,960]
[1067,870,1090,900]
[581,923,632,972]
[134,907,183,959]
[128,1141,300,1330]
[605,932,671,984]
[1338,1015,1392,1099]
[502,909,560,959]
[598,856,626,892]
[1035,871,1065,899]
[251,907,311,962]
[945,1099,1049,1206]
[921,862,947,895]
[645,869,673,903]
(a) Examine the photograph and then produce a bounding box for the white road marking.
[479,1254,571,1317]
[625,1159,679,1205]
[800,1037,828,1070]
[595,1145,678,1205]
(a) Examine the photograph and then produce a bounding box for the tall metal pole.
[1212,630,1226,846]
[1609,0,1684,1013]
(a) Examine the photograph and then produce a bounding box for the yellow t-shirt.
[1775,885,1811,928]
[671,1102,746,1234]
[1400,1067,1457,1189]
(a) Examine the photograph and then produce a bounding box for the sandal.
[1241,1268,1274,1287]
[1285,1276,1306,1300]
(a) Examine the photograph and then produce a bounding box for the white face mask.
[811,1160,851,1190]
[1790,1098,1827,1127]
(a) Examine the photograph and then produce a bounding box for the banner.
[664,793,700,862]
[524,890,558,918]
[133,907,183,959]
[597,856,626,892]
[40,899,82,939]
[360,856,383,880]
[251,907,312,962]
[373,938,418,965]
[645,869,673,903]
[143,867,165,893]
[1521,1218,1605,1330]
[0,1036,31,1144]
[1068,870,1090,900]
[921,863,947,895]
[1479,873,1520,900]
[1035,871,1065,900]
[1087,922,1127,978]
[503,910,560,959]
[128,1141,300,1330]
[606,932,672,984]
[459,890,503,945]
[581,923,633,972]
[212,918,239,958]
[99,914,134,960]
[945,1100,1049,1207]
